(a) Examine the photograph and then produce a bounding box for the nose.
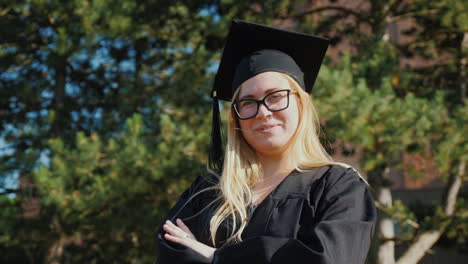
[256,102,272,118]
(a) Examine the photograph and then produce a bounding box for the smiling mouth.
[255,124,279,133]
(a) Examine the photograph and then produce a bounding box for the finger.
[164,221,192,239]
[165,220,184,234]
[165,232,204,251]
[164,233,188,247]
[165,233,216,260]
[162,223,175,234]
[165,220,179,229]
[176,219,195,237]
[163,222,184,237]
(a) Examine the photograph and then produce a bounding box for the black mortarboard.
[208,20,330,171]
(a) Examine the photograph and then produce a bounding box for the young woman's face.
[236,71,300,157]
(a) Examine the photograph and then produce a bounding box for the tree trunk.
[396,161,465,264]
[372,167,396,264]
[46,234,67,264]
[376,188,395,264]
[460,32,467,102]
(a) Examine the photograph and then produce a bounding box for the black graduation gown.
[155,165,376,264]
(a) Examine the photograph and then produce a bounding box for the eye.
[239,100,256,108]
[270,94,282,99]
[268,92,285,102]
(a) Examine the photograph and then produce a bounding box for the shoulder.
[296,165,363,187]
[318,165,373,208]
[179,173,219,200]
[308,165,376,225]
[301,165,370,201]
[322,165,364,188]
[196,172,219,188]
[192,173,220,198]
[283,165,359,196]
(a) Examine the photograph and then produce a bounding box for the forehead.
[238,71,290,99]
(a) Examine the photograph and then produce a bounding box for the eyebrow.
[238,88,281,100]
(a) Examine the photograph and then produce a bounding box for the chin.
[250,140,289,155]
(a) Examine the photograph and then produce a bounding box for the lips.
[255,124,280,133]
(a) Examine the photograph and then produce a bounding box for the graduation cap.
[208,20,330,171]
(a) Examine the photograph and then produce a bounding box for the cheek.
[239,120,252,138]
[284,101,300,129]
[284,115,299,138]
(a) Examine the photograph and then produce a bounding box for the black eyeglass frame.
[232,89,293,120]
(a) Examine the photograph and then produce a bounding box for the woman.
[156,20,376,264]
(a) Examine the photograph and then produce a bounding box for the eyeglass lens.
[235,89,290,119]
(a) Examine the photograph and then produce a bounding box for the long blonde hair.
[208,73,346,245]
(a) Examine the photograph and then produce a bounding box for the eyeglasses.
[233,89,294,120]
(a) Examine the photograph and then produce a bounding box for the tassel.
[208,92,224,172]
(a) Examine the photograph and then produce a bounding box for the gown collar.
[241,166,330,239]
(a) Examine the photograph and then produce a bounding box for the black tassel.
[208,94,224,172]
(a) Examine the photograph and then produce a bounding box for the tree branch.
[375,201,420,229]
[0,8,11,16]
[396,161,466,264]
[386,9,439,23]
[444,161,465,215]
[382,0,405,19]
[0,188,19,196]
[282,6,373,24]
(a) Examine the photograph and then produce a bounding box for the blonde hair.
[208,72,348,245]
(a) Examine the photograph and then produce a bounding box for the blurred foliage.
[32,114,208,262]
[315,53,467,259]
[0,0,466,263]
[407,193,468,253]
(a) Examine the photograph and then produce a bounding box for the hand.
[163,218,216,261]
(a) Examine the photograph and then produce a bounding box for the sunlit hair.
[207,72,350,245]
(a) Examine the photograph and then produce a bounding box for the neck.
[256,150,296,180]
